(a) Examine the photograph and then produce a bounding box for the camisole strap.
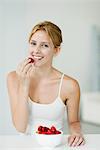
[58,73,64,97]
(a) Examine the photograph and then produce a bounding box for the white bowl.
[35,131,63,147]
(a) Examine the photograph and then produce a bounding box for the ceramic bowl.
[35,131,63,147]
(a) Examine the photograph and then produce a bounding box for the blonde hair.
[28,21,63,48]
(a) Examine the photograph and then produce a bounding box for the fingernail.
[68,143,71,146]
[72,143,75,147]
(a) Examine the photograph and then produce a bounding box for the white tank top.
[25,73,66,134]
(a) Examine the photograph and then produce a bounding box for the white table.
[0,134,100,150]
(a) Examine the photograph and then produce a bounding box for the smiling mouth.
[33,56,44,60]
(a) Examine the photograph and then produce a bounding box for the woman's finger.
[17,58,32,74]
[26,65,33,77]
[71,136,80,146]
[68,135,76,146]
[80,140,85,146]
[76,137,85,146]
[22,63,32,74]
[16,58,28,72]
[21,58,32,72]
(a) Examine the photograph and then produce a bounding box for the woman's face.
[28,30,55,67]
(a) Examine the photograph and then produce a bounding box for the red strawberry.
[38,126,43,132]
[28,57,34,63]
[55,130,61,134]
[50,126,57,134]
[44,127,49,132]
[41,126,45,132]
[38,131,42,134]
[36,125,62,135]
[46,129,52,135]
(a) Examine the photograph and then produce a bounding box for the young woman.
[7,21,85,147]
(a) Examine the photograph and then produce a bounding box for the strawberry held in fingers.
[28,57,34,63]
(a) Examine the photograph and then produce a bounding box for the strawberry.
[46,129,52,135]
[28,57,34,63]
[55,130,61,134]
[41,126,45,132]
[38,131,42,134]
[36,125,62,135]
[44,127,49,132]
[50,126,56,133]
[38,126,43,132]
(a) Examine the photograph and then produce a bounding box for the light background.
[0,0,100,134]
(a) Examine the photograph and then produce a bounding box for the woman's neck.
[32,65,54,80]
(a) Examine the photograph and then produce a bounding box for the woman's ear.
[53,47,61,57]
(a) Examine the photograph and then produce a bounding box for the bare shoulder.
[7,71,20,105]
[62,74,80,99]
[64,74,80,91]
[7,71,18,85]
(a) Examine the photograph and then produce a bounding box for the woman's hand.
[16,58,35,90]
[16,58,34,78]
[68,133,85,147]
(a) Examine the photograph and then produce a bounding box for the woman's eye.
[30,42,36,46]
[41,44,49,48]
[44,44,49,47]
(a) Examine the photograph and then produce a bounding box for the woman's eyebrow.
[41,42,50,44]
[30,40,36,42]
[31,40,50,44]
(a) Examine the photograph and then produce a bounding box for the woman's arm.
[7,71,29,133]
[66,79,85,146]
[7,58,34,132]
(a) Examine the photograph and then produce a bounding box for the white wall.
[0,0,100,134]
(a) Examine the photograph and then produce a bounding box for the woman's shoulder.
[62,74,80,96]
[7,71,18,83]
[53,68,79,86]
[63,74,79,85]
[55,68,80,91]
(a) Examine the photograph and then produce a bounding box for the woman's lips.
[33,56,44,60]
[28,56,44,64]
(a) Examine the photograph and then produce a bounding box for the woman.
[7,21,85,147]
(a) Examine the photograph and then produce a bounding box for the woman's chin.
[34,59,46,67]
[34,61,43,67]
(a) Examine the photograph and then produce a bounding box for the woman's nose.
[30,46,41,55]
